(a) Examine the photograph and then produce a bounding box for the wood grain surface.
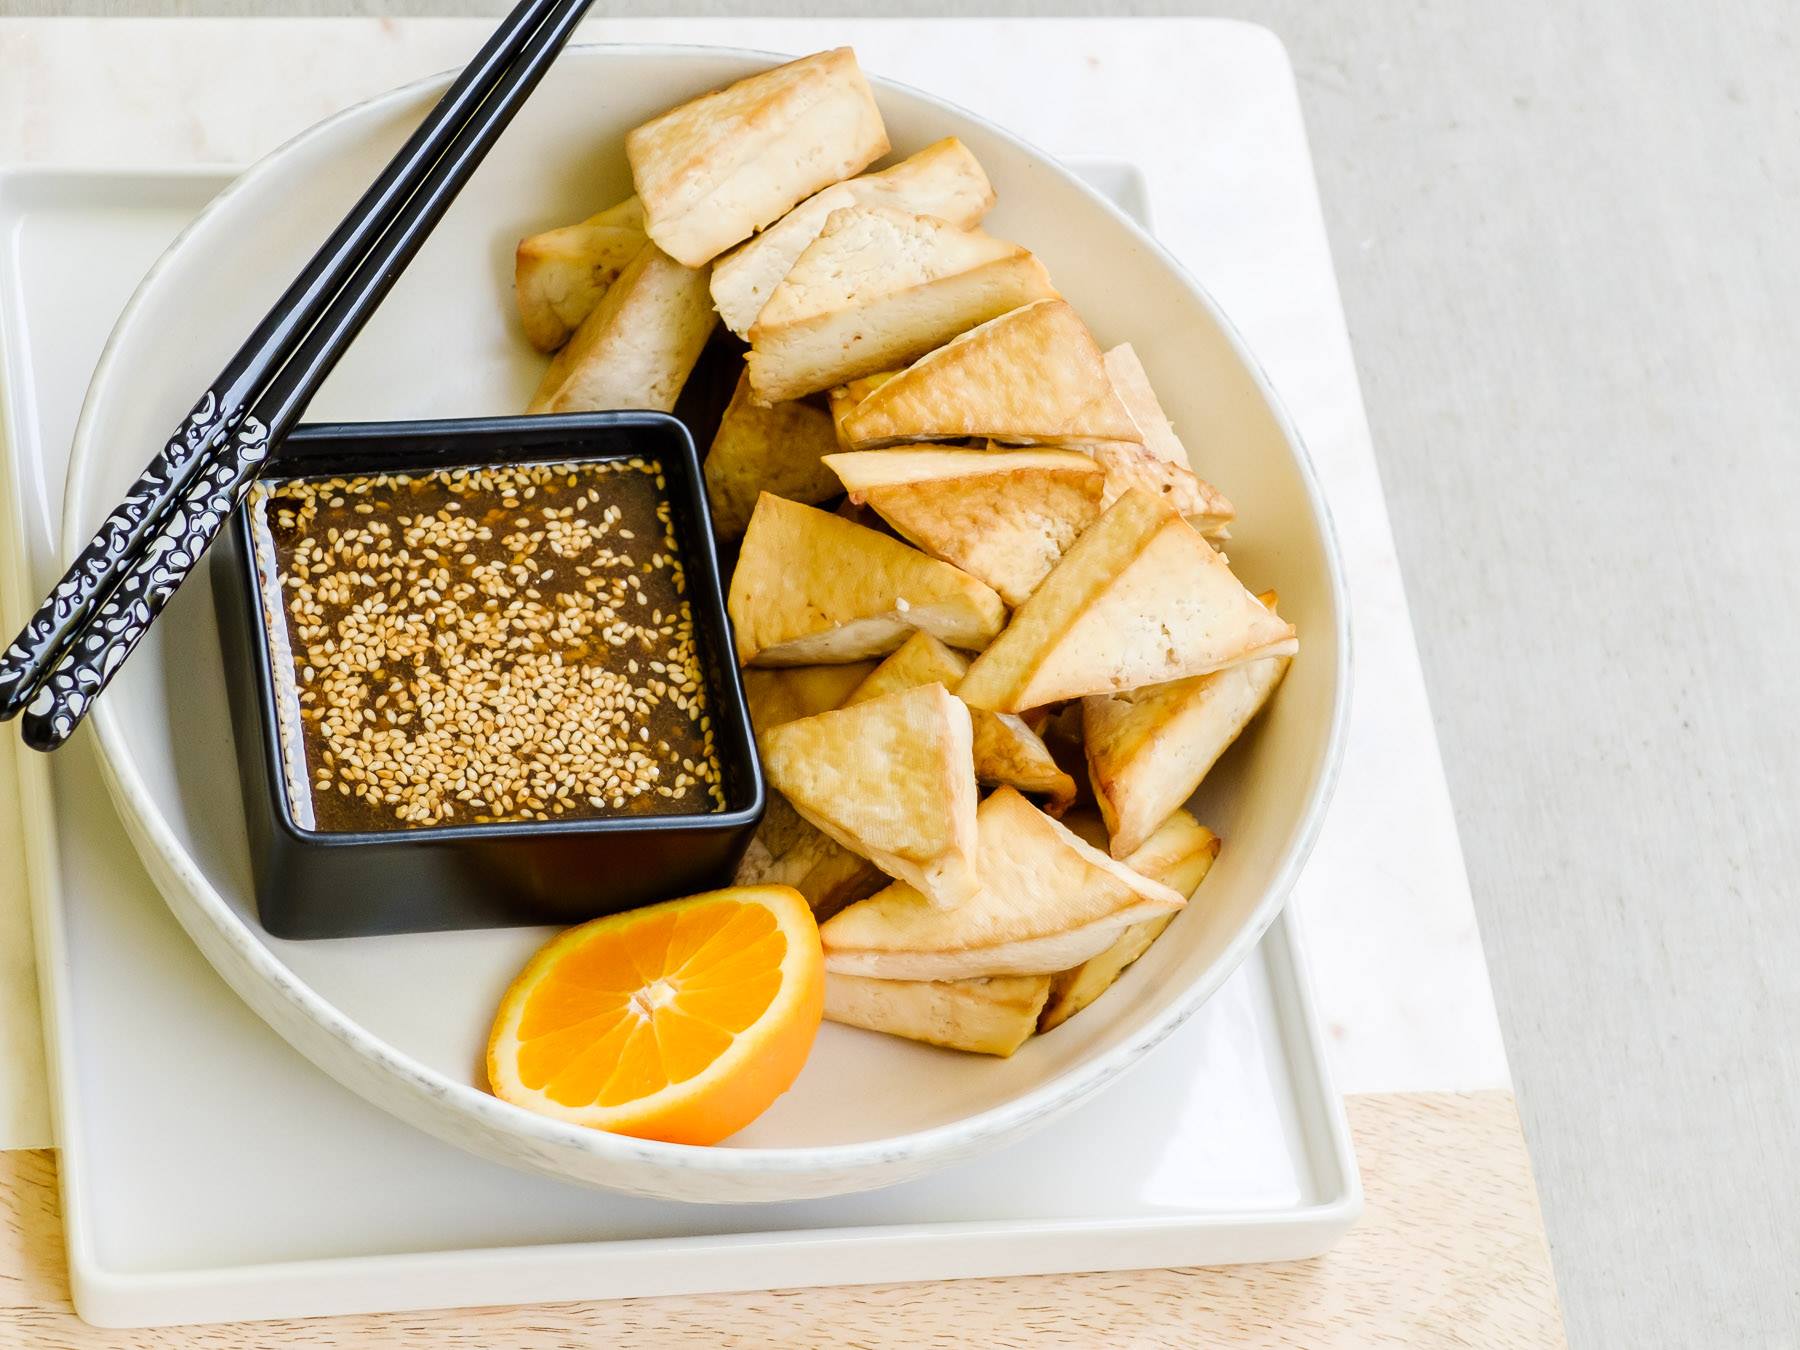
[0,1092,1563,1347]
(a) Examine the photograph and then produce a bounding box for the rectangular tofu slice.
[728,493,1005,665]
[715,183,856,338]
[853,136,996,222]
[513,196,648,351]
[746,205,1057,404]
[711,137,997,337]
[526,242,715,414]
[625,48,889,268]
[703,371,843,539]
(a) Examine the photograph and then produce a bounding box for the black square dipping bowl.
[212,412,764,939]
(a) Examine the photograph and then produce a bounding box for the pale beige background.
[3,4,1798,1348]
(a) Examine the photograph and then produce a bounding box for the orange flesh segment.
[651,1005,735,1084]
[515,1006,629,1086]
[507,896,803,1113]
[535,1014,637,1100]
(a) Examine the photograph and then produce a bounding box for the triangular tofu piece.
[734,792,885,922]
[825,972,1049,1056]
[820,786,1185,980]
[735,657,884,923]
[841,627,970,702]
[845,631,1076,810]
[589,196,647,231]
[514,199,648,352]
[527,242,715,414]
[711,137,997,337]
[1099,343,1235,536]
[970,711,1079,814]
[626,48,889,268]
[742,661,877,743]
[837,300,1141,450]
[729,494,1005,665]
[833,497,891,533]
[958,488,1297,712]
[760,683,980,908]
[981,431,1234,540]
[1038,810,1220,1031]
[1083,592,1290,856]
[746,205,1057,403]
[715,181,856,338]
[824,447,1105,606]
[829,371,900,449]
[703,371,842,539]
[1090,444,1234,541]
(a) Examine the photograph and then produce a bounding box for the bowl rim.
[71,41,1353,1183]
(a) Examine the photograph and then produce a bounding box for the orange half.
[486,885,824,1145]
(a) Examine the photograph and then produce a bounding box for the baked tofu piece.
[741,661,878,743]
[837,299,1140,450]
[733,792,885,922]
[844,631,1076,810]
[760,683,980,909]
[819,786,1185,981]
[1037,809,1220,1031]
[711,136,997,337]
[824,447,1105,606]
[826,809,1216,1051]
[728,493,1005,665]
[828,371,900,448]
[703,371,842,539]
[735,658,887,922]
[746,205,1057,404]
[840,627,969,705]
[958,488,1297,713]
[1100,342,1235,535]
[969,710,1079,815]
[625,48,889,268]
[851,135,995,225]
[1081,594,1289,856]
[526,242,715,414]
[513,196,647,351]
[825,972,1050,1056]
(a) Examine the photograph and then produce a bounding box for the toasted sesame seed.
[253,458,725,830]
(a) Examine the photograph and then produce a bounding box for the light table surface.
[0,7,1663,1346]
[11,4,1795,1345]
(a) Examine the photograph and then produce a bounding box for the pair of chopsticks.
[0,0,595,752]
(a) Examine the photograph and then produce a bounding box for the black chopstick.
[0,0,583,733]
[14,0,598,751]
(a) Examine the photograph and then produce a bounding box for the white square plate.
[0,159,1355,1328]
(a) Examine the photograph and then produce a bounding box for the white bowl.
[66,45,1349,1202]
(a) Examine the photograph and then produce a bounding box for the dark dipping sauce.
[247,457,726,833]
